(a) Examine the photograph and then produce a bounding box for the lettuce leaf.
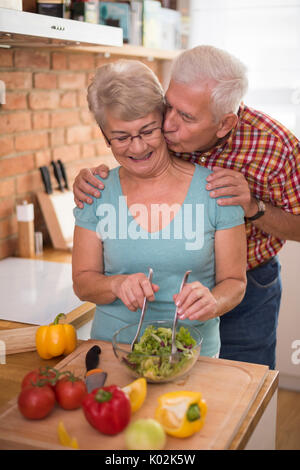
[124,325,198,380]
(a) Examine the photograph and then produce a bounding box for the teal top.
[73,165,244,357]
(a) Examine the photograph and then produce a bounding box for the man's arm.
[206,167,300,242]
[73,165,110,208]
[251,203,300,242]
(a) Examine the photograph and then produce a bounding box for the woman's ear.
[103,135,111,148]
[99,125,111,148]
[216,113,238,138]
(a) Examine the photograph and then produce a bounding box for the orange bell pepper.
[36,313,77,359]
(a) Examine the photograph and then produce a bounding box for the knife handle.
[86,368,104,377]
[51,161,64,192]
[39,166,53,194]
[57,159,69,190]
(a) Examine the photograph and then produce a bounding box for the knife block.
[36,190,75,250]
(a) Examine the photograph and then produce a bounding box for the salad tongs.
[130,267,153,351]
[170,270,192,362]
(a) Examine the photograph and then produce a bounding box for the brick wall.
[0,47,162,259]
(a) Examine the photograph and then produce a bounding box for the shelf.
[0,8,182,61]
[60,44,182,61]
[1,41,182,61]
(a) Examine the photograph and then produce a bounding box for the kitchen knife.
[57,159,69,190]
[85,345,107,392]
[51,160,64,192]
[39,166,53,194]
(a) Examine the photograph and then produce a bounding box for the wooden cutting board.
[0,340,269,450]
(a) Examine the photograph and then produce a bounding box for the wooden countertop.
[0,339,278,450]
[0,249,279,449]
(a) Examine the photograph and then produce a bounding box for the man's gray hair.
[171,45,248,121]
[87,59,165,128]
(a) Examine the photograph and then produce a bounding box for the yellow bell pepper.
[122,377,147,413]
[36,313,77,360]
[155,390,207,438]
[57,421,79,449]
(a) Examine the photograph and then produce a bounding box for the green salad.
[124,325,198,381]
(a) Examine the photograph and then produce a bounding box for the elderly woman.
[72,59,247,357]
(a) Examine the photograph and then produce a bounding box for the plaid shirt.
[172,103,300,270]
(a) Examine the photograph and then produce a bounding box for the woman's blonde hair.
[87,59,165,128]
[171,45,248,122]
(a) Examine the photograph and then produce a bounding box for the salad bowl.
[112,320,203,383]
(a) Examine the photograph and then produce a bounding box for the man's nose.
[163,108,178,133]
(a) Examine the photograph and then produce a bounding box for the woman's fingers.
[118,275,159,311]
[175,282,217,321]
[175,282,205,309]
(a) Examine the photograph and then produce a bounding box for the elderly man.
[73,45,300,370]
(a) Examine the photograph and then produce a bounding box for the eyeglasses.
[101,126,163,149]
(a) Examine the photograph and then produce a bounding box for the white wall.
[277,242,300,390]
[189,0,300,138]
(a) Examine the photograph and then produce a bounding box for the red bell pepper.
[82,385,131,435]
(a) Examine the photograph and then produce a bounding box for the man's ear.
[216,113,238,138]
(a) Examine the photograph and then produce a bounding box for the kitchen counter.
[0,339,278,450]
[0,248,90,330]
[0,249,279,449]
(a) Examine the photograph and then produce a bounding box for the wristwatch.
[245,199,266,221]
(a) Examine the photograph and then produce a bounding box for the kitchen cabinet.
[0,7,122,47]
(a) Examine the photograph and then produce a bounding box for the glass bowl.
[112,320,202,383]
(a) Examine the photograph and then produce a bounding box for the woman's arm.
[72,225,159,308]
[72,225,119,304]
[175,224,247,321]
[212,223,247,315]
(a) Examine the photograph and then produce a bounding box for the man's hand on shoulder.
[73,164,110,208]
[206,166,254,215]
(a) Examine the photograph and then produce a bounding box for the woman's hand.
[73,164,110,208]
[173,282,218,322]
[111,273,160,312]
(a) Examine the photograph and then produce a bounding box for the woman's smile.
[128,151,153,162]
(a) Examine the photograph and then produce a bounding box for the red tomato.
[21,367,58,391]
[18,384,56,420]
[55,376,87,410]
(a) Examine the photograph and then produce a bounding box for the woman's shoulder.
[194,164,212,178]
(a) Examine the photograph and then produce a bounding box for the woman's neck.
[119,155,194,191]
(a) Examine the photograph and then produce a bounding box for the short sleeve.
[73,198,98,232]
[215,201,245,231]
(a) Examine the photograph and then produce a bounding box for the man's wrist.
[245,198,260,218]
[245,199,266,221]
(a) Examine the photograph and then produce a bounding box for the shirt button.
[200,156,206,162]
